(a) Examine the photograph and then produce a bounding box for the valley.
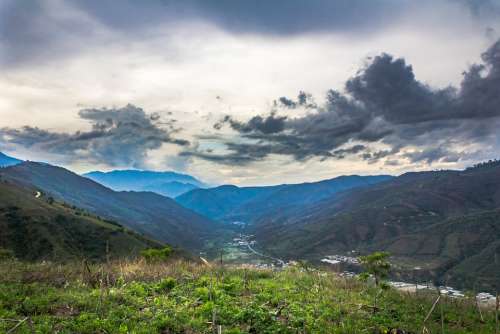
[1,155,499,292]
[3,5,500,331]
[1,155,500,333]
[222,229,285,267]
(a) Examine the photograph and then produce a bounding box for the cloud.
[215,113,287,134]
[332,145,366,159]
[277,91,317,109]
[2,0,497,67]
[456,0,500,17]
[0,104,188,167]
[189,38,500,166]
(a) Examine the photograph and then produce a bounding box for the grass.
[0,259,498,333]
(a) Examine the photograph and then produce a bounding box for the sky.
[1,0,500,186]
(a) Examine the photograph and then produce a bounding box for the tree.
[140,246,173,263]
[359,251,391,286]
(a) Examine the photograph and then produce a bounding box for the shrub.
[0,248,15,260]
[157,277,176,292]
[359,251,391,286]
[140,247,172,262]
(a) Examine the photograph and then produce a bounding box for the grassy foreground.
[0,259,497,333]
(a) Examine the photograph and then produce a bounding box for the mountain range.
[0,177,162,261]
[1,150,499,290]
[176,175,393,223]
[0,152,22,167]
[84,169,206,197]
[0,161,216,251]
[252,161,500,289]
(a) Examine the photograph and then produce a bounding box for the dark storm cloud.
[180,0,409,36]
[403,147,460,164]
[277,91,317,109]
[361,148,401,164]
[2,0,484,67]
[456,0,500,17]
[180,147,266,166]
[332,145,366,159]
[0,104,187,167]
[0,0,393,66]
[344,55,458,124]
[192,39,500,165]
[215,113,287,134]
[344,38,500,124]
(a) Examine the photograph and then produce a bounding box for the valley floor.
[0,259,498,333]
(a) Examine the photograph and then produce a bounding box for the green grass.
[0,260,497,333]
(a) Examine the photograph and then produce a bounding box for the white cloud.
[0,0,499,184]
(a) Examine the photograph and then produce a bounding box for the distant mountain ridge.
[176,175,393,222]
[84,169,206,197]
[253,162,500,289]
[0,152,22,167]
[1,162,216,251]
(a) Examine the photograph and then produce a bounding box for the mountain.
[253,162,500,289]
[141,181,199,198]
[176,175,393,222]
[0,152,22,167]
[175,184,284,221]
[0,162,216,251]
[377,209,500,289]
[0,178,163,261]
[84,169,205,197]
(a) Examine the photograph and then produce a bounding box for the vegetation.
[0,248,15,260]
[0,180,163,261]
[0,162,216,251]
[140,246,173,262]
[0,259,498,333]
[359,251,391,286]
[466,159,500,170]
[254,163,500,290]
[176,175,392,222]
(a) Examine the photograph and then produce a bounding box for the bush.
[157,277,176,292]
[0,248,15,260]
[359,251,391,286]
[140,247,172,262]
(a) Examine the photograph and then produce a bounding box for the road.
[246,243,285,266]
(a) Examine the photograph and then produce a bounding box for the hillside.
[84,169,205,197]
[176,184,284,221]
[377,209,500,289]
[0,179,162,261]
[0,162,217,251]
[176,175,392,222]
[0,259,497,333]
[0,152,22,167]
[254,164,500,289]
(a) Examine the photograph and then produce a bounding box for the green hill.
[376,209,500,289]
[254,163,500,288]
[0,162,217,251]
[0,178,163,261]
[176,175,392,222]
[0,259,497,333]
